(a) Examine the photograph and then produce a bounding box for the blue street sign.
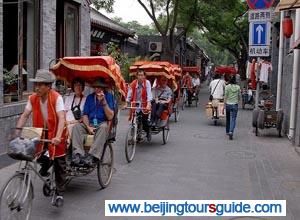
[253,23,267,45]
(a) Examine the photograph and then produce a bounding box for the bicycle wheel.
[125,126,137,163]
[0,173,33,220]
[97,143,114,189]
[181,93,186,111]
[162,120,170,145]
[174,108,179,122]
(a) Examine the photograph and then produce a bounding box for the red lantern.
[283,16,293,38]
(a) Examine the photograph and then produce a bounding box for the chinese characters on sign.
[248,9,273,22]
[248,9,272,57]
[249,46,270,56]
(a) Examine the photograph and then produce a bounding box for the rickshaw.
[0,56,126,219]
[206,66,236,125]
[124,61,175,163]
[170,64,182,122]
[181,66,201,108]
[252,92,283,137]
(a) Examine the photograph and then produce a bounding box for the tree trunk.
[160,34,174,62]
[237,47,248,81]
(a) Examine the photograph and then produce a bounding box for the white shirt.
[25,96,65,123]
[209,79,226,99]
[192,78,200,87]
[64,93,86,122]
[260,62,272,83]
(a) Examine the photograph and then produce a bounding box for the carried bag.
[71,95,83,120]
[209,79,221,101]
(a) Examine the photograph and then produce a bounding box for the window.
[3,0,38,103]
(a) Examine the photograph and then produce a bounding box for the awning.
[275,0,300,12]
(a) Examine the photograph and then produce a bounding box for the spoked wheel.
[97,143,114,189]
[255,124,259,136]
[181,98,185,111]
[162,120,170,145]
[125,126,137,163]
[174,108,180,122]
[0,173,33,220]
[214,119,218,126]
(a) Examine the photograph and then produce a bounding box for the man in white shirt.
[209,74,226,118]
[16,69,66,207]
[209,74,226,100]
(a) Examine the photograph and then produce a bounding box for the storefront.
[0,0,91,154]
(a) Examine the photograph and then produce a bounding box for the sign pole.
[255,58,260,109]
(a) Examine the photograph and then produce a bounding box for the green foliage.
[190,30,234,65]
[195,0,248,78]
[92,0,115,12]
[106,42,136,82]
[111,17,158,35]
[3,69,18,86]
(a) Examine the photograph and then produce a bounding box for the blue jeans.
[226,104,238,134]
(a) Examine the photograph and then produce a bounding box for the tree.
[195,0,248,79]
[92,0,115,12]
[112,17,158,35]
[136,0,199,61]
[190,30,234,65]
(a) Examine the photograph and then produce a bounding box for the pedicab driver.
[71,78,115,166]
[16,69,66,207]
[126,69,152,140]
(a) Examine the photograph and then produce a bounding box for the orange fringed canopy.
[214,66,237,75]
[50,56,127,99]
[182,66,201,75]
[129,61,179,90]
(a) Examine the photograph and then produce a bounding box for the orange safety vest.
[182,75,192,89]
[29,90,66,160]
[129,79,149,119]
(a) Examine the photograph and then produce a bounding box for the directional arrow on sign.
[256,25,264,44]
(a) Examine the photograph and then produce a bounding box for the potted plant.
[3,68,18,103]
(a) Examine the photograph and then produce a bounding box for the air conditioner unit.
[149,42,162,52]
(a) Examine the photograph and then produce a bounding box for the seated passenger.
[150,76,172,127]
[64,78,86,136]
[71,78,115,166]
[192,74,200,96]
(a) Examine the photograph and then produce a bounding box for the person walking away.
[209,74,226,118]
[16,69,67,207]
[224,75,241,140]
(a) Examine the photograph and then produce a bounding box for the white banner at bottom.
[105,200,286,217]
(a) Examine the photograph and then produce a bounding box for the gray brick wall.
[281,53,293,135]
[0,0,3,106]
[80,1,91,56]
[40,0,56,69]
[0,102,28,154]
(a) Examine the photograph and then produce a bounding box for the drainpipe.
[276,11,284,111]
[288,9,300,141]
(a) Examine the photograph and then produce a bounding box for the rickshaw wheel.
[125,126,137,163]
[214,119,218,126]
[0,173,33,220]
[174,109,179,122]
[162,121,170,145]
[97,143,114,189]
[255,124,259,136]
